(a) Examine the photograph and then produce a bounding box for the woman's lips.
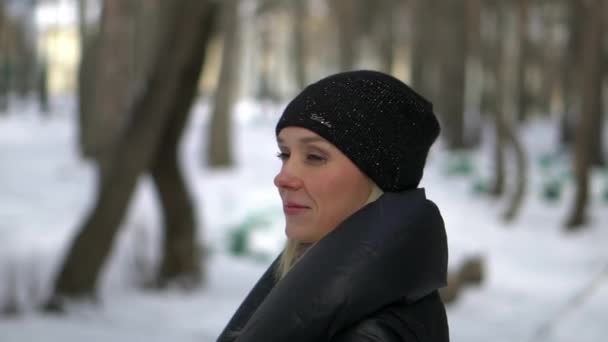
[283,202,310,215]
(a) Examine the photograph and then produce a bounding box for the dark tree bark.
[502,0,528,221]
[491,111,506,197]
[490,2,506,197]
[480,0,502,119]
[503,123,527,222]
[77,0,88,44]
[374,0,396,74]
[410,0,437,100]
[79,0,163,161]
[492,1,528,217]
[130,0,164,100]
[559,0,583,146]
[516,0,530,122]
[45,0,217,309]
[207,0,239,168]
[291,0,307,90]
[464,0,482,148]
[435,0,467,149]
[152,111,202,289]
[256,24,275,101]
[329,0,360,71]
[151,2,217,284]
[0,2,8,113]
[566,0,604,229]
[77,33,98,158]
[537,2,562,122]
[82,0,136,163]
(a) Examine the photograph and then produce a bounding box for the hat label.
[310,113,333,128]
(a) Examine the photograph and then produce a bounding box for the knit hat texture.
[276,70,440,192]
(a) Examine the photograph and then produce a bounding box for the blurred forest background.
[0,0,607,340]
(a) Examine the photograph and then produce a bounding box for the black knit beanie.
[275,70,440,192]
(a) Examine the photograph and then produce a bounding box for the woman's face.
[274,127,372,243]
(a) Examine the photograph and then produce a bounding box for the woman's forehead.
[277,127,327,144]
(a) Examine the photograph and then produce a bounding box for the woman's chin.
[285,226,316,243]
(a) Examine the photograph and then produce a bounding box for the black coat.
[217,189,449,342]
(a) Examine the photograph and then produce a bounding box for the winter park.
[1,0,608,341]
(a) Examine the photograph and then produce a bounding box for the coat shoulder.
[331,291,449,342]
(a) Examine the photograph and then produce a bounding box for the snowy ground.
[0,97,607,342]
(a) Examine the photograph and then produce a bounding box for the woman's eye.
[306,154,326,163]
[276,152,289,161]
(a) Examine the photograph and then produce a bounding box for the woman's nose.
[274,164,303,190]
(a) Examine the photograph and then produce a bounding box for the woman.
[217,70,449,342]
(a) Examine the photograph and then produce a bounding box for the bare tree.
[515,0,530,122]
[328,0,361,71]
[152,3,217,284]
[207,0,240,168]
[501,0,528,222]
[435,0,468,149]
[372,0,396,74]
[86,0,135,165]
[0,0,8,112]
[45,0,218,310]
[559,0,583,147]
[410,0,438,100]
[464,0,483,147]
[76,16,98,157]
[536,1,565,123]
[488,2,506,197]
[290,0,308,90]
[256,21,276,101]
[566,0,604,229]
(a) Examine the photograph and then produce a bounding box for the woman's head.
[274,70,439,276]
[274,127,374,243]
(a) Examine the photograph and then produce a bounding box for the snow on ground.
[0,97,607,342]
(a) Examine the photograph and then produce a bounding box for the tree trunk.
[256,24,275,101]
[130,0,164,101]
[410,0,437,100]
[329,0,359,71]
[0,0,9,113]
[516,0,530,122]
[291,0,307,90]
[77,33,98,158]
[491,107,506,197]
[436,0,467,149]
[566,0,604,229]
[490,3,507,197]
[45,1,217,310]
[375,0,395,74]
[151,0,218,284]
[502,1,528,222]
[85,0,137,164]
[480,0,501,119]
[559,0,583,146]
[503,122,527,222]
[77,0,88,44]
[463,0,482,148]
[589,54,604,167]
[538,6,562,122]
[207,0,239,168]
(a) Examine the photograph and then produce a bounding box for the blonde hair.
[275,182,384,280]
